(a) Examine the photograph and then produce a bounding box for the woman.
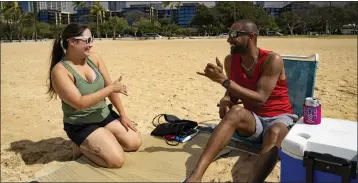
[47,23,142,168]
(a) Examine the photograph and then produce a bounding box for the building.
[75,8,91,24]
[158,9,178,23]
[38,9,76,25]
[38,1,74,13]
[121,4,158,24]
[19,1,31,13]
[38,9,62,25]
[255,1,291,17]
[18,1,39,13]
[281,1,350,14]
[281,2,312,14]
[81,2,109,10]
[178,3,198,27]
[61,12,76,24]
[19,1,75,14]
[108,1,127,12]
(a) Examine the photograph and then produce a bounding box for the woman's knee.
[122,134,142,151]
[105,152,125,168]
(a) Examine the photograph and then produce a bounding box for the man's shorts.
[238,112,299,142]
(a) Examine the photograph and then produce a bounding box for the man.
[186,19,298,182]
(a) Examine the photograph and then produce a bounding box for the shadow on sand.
[7,137,73,165]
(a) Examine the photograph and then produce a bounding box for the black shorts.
[63,105,121,146]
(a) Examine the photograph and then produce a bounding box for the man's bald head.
[232,19,259,36]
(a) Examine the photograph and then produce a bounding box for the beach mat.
[34,132,232,182]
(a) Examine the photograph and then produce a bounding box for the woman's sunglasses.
[69,36,94,44]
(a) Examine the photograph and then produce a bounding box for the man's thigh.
[227,106,263,142]
[261,114,299,136]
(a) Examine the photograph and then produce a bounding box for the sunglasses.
[229,30,256,38]
[69,36,94,44]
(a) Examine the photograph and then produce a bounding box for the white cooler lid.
[281,117,357,163]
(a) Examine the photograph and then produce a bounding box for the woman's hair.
[47,23,88,100]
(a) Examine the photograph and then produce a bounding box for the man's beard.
[230,40,249,54]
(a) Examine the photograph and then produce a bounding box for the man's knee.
[264,124,289,146]
[225,105,245,121]
[225,105,251,129]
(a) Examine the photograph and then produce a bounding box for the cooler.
[279,117,358,182]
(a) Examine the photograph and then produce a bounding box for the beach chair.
[230,53,319,148]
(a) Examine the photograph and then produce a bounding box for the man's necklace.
[241,57,258,70]
[241,50,260,71]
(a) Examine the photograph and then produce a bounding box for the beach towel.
[34,132,231,182]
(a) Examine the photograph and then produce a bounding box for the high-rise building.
[121,4,158,24]
[178,3,198,27]
[81,2,108,10]
[254,1,291,17]
[108,1,127,12]
[18,1,39,13]
[19,1,74,13]
[158,9,178,23]
[38,9,62,25]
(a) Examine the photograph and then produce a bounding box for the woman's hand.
[119,115,137,132]
[112,76,128,96]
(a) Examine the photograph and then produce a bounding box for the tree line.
[192,1,357,36]
[1,1,357,42]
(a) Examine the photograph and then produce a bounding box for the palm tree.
[23,12,37,40]
[109,16,127,40]
[162,1,181,38]
[73,1,85,11]
[90,2,105,40]
[73,2,85,23]
[1,2,23,42]
[162,1,181,24]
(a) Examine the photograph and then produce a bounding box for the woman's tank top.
[60,58,110,125]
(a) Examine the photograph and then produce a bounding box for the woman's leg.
[72,142,83,160]
[104,120,142,152]
[78,127,126,168]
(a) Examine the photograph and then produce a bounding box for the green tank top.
[60,58,110,125]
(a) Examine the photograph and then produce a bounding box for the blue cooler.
[279,117,358,182]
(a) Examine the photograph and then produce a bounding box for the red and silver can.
[303,97,321,125]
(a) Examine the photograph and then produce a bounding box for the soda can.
[303,97,321,125]
[304,97,320,107]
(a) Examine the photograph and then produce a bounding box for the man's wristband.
[222,79,231,89]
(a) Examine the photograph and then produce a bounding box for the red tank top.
[229,48,293,117]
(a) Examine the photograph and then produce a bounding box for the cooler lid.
[282,118,357,163]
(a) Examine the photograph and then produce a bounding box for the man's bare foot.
[184,175,202,183]
[72,142,83,160]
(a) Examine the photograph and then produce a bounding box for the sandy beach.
[1,37,357,182]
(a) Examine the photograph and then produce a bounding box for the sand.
[1,37,357,182]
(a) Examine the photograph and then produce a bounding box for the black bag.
[150,114,198,146]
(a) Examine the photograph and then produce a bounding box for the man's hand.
[119,116,137,132]
[197,57,228,83]
[219,97,233,119]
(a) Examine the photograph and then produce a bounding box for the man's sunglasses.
[229,31,256,38]
[69,36,94,44]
